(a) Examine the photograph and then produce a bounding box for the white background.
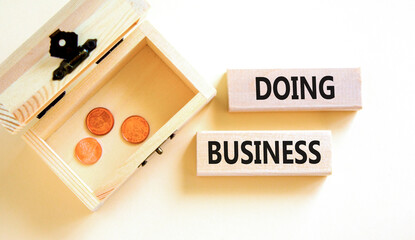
[0,0,414,239]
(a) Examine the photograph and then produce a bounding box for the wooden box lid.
[0,0,149,134]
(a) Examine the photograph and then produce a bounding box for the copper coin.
[86,107,114,135]
[75,137,102,165]
[121,115,150,144]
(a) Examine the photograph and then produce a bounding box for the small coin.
[121,115,150,144]
[86,107,114,135]
[75,137,102,165]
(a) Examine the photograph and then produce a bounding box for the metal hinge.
[138,132,176,168]
[49,29,97,80]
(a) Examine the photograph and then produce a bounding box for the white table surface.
[0,0,414,239]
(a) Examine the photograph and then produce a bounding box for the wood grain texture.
[93,92,209,201]
[23,129,101,210]
[139,22,216,100]
[45,44,196,194]
[0,103,21,133]
[197,131,332,176]
[32,26,148,140]
[0,0,149,134]
[25,22,215,210]
[90,22,216,200]
[0,0,103,93]
[227,68,361,112]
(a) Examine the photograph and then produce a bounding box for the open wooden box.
[0,0,215,210]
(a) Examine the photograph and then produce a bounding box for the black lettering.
[309,140,321,164]
[241,141,253,164]
[256,77,272,100]
[283,141,293,164]
[224,141,238,164]
[300,76,317,99]
[273,76,290,100]
[295,140,307,164]
[254,141,262,164]
[208,141,221,164]
[320,76,335,99]
[291,77,299,99]
[263,141,279,164]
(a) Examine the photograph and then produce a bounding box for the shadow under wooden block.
[180,73,358,195]
[209,73,357,133]
[181,135,326,196]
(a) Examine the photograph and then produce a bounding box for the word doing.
[256,76,335,100]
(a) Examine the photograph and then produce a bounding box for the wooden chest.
[0,0,216,210]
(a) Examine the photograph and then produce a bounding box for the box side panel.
[139,21,216,100]
[0,0,149,134]
[31,31,148,140]
[93,93,209,200]
[23,129,101,211]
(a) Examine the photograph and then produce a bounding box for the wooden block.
[197,131,332,176]
[227,68,361,111]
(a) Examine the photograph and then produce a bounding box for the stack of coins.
[75,107,150,165]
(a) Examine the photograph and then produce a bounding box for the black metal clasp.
[49,29,97,80]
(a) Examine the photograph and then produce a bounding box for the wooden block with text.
[197,131,332,176]
[227,68,362,111]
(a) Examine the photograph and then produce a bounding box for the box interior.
[33,34,196,194]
